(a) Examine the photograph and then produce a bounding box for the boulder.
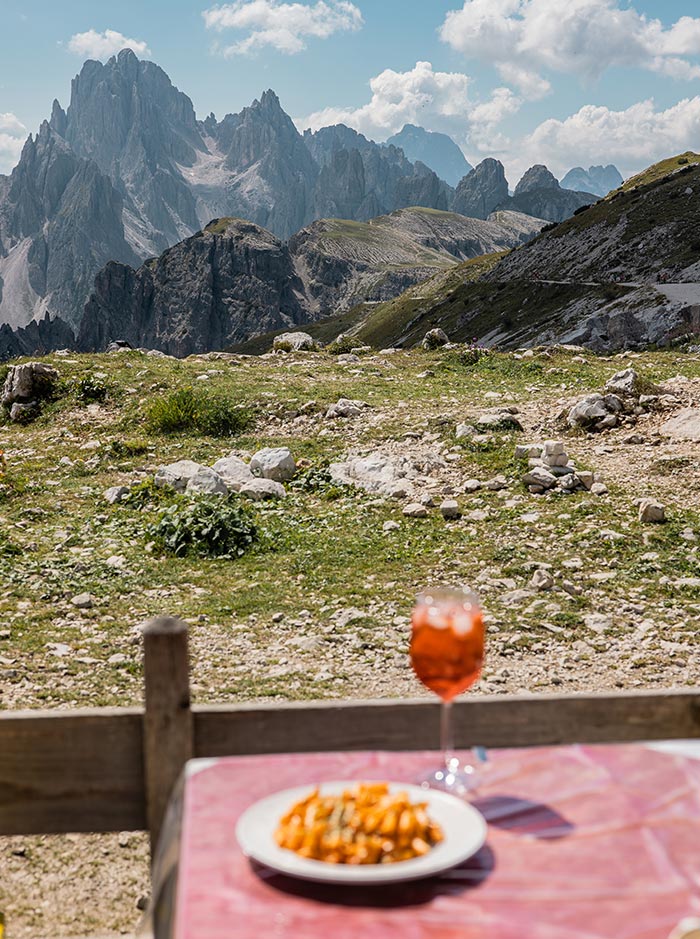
[250,447,296,482]
[186,468,228,496]
[440,499,461,519]
[660,409,700,441]
[422,328,449,350]
[2,362,59,407]
[638,498,666,523]
[106,340,133,353]
[154,460,208,492]
[9,401,40,423]
[211,456,254,491]
[325,398,366,419]
[104,486,129,505]
[273,331,315,352]
[238,478,286,500]
[567,394,609,429]
[604,368,657,398]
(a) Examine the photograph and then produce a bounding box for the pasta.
[275,782,444,864]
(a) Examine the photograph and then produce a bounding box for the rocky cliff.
[508,165,595,222]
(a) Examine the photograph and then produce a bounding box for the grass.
[2,346,700,711]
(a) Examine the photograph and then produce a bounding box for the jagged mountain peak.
[385,124,473,187]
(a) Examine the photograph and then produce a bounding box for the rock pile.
[325,398,368,419]
[567,369,675,433]
[145,447,297,502]
[519,440,601,495]
[2,362,59,422]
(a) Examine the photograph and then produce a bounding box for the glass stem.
[440,700,455,770]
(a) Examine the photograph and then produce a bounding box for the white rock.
[660,409,700,441]
[464,479,482,492]
[522,467,557,489]
[104,486,129,505]
[590,482,609,496]
[485,475,508,491]
[211,456,254,491]
[382,520,400,532]
[455,423,477,439]
[440,500,461,519]
[186,468,228,496]
[605,368,650,397]
[325,398,366,419]
[638,498,666,523]
[403,503,429,518]
[576,471,594,490]
[542,440,565,458]
[250,447,296,482]
[108,653,128,665]
[273,331,315,352]
[422,327,449,349]
[530,569,554,591]
[155,460,207,492]
[238,478,286,500]
[515,444,543,459]
[71,593,93,609]
[567,394,608,428]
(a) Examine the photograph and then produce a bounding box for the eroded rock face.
[452,159,509,220]
[78,220,310,356]
[661,409,700,441]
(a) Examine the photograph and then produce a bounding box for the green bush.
[326,334,359,355]
[288,465,351,500]
[108,438,151,458]
[147,495,259,559]
[145,387,253,437]
[0,530,21,557]
[74,375,110,403]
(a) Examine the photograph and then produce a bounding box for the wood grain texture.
[193,689,700,756]
[0,708,145,835]
[143,616,194,853]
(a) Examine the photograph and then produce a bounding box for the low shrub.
[145,387,253,437]
[147,495,259,559]
[288,465,351,500]
[0,530,21,558]
[74,375,110,403]
[326,335,359,355]
[108,438,151,458]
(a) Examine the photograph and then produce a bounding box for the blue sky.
[2,0,700,183]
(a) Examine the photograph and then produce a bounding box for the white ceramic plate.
[235,780,488,885]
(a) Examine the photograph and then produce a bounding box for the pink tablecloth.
[173,747,700,939]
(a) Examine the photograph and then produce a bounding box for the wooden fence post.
[143,616,194,856]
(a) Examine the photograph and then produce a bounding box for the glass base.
[417,757,481,798]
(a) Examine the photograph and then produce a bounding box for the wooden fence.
[2,616,700,850]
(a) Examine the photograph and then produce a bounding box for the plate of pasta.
[235,780,487,884]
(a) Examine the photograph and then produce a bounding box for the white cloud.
[0,112,27,174]
[440,0,700,98]
[67,29,151,61]
[202,0,362,56]
[301,60,518,157]
[514,96,700,180]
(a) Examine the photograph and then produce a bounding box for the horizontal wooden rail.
[0,707,145,836]
[2,689,700,836]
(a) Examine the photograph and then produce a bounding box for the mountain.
[77,206,544,356]
[385,125,473,187]
[451,159,509,219]
[0,120,139,331]
[342,153,700,352]
[508,165,596,222]
[0,50,460,346]
[560,165,623,198]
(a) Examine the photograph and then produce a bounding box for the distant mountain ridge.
[560,165,623,198]
[0,48,598,353]
[385,125,473,187]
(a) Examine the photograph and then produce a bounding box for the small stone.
[325,398,366,419]
[515,444,543,459]
[542,440,565,458]
[71,593,93,609]
[419,493,436,507]
[382,520,401,532]
[136,895,149,912]
[272,612,284,623]
[455,423,477,439]
[403,503,429,518]
[440,500,461,520]
[530,569,554,591]
[522,467,557,490]
[463,479,482,492]
[638,498,666,524]
[623,434,644,445]
[186,468,228,496]
[590,482,608,496]
[577,471,594,490]
[561,580,582,597]
[485,475,508,491]
[108,653,128,665]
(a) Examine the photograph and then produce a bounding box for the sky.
[2,0,700,184]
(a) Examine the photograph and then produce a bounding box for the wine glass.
[410,586,485,796]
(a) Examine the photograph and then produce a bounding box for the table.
[152,745,700,939]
